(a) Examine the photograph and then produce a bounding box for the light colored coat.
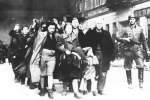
[29,30,47,83]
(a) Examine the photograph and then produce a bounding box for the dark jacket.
[92,28,115,61]
[116,25,149,52]
[8,30,26,63]
[78,29,87,48]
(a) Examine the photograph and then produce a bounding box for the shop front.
[134,7,150,48]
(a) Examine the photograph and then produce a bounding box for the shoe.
[14,76,20,83]
[139,82,143,89]
[74,93,82,99]
[128,84,133,89]
[29,83,37,89]
[61,90,67,96]
[14,78,20,83]
[92,91,97,96]
[98,90,103,95]
[21,81,25,85]
[82,91,88,95]
[21,79,25,85]
[48,89,54,99]
[39,89,45,96]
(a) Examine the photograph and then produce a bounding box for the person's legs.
[47,59,56,99]
[11,60,20,82]
[72,79,82,99]
[97,57,109,95]
[125,69,132,88]
[124,51,133,89]
[79,78,88,95]
[62,82,68,96]
[39,76,45,96]
[91,77,97,96]
[83,80,88,95]
[20,74,26,85]
[138,68,144,88]
[39,58,46,96]
[135,58,144,88]
[134,49,144,88]
[97,71,107,95]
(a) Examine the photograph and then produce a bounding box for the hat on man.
[128,14,137,21]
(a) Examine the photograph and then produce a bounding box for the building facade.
[78,0,150,47]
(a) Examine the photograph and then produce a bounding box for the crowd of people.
[7,15,150,99]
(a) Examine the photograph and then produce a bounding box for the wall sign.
[134,7,150,17]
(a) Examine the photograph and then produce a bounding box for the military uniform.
[116,24,149,88]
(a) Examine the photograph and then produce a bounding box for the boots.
[74,93,82,99]
[39,88,45,96]
[98,90,103,95]
[92,91,97,96]
[126,70,132,89]
[138,68,144,88]
[47,89,54,99]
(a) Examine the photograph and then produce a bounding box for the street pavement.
[0,60,150,100]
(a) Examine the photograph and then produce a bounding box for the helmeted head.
[128,14,137,25]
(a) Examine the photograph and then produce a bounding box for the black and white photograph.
[0,0,150,100]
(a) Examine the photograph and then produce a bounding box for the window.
[90,0,94,9]
[84,0,89,10]
[147,17,150,48]
[93,0,101,8]
[106,24,109,31]
[113,22,118,34]
[100,0,106,5]
[84,0,107,11]
[79,0,84,12]
[93,0,96,8]
[96,0,100,7]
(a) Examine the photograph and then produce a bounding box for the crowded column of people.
[7,15,149,99]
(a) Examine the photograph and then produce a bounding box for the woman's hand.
[65,50,71,55]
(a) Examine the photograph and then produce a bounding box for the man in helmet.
[116,14,150,89]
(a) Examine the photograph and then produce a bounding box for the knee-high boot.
[138,68,144,88]
[126,70,132,88]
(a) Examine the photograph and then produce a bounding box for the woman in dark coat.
[8,24,26,82]
[57,23,85,98]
